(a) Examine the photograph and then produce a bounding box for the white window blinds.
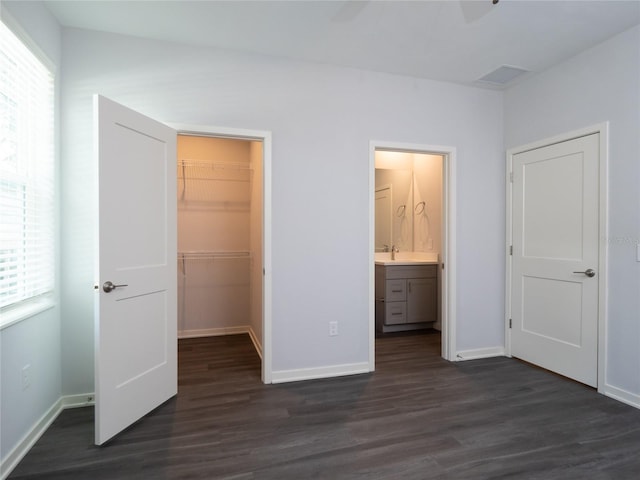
[0,20,55,313]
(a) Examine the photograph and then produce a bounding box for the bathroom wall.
[177,135,251,337]
[413,154,443,255]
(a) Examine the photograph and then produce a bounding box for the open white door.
[95,95,177,445]
[510,133,599,387]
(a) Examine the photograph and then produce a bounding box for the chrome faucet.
[391,245,399,260]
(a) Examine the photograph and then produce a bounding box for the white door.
[95,95,177,445]
[511,133,599,387]
[375,186,392,251]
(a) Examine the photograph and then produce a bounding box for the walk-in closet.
[177,134,263,358]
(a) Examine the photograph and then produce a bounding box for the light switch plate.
[637,243,640,262]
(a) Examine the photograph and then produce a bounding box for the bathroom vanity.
[375,253,438,334]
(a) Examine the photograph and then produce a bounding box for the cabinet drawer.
[384,265,438,279]
[385,279,406,302]
[385,302,406,325]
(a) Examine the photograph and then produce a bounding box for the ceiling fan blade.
[332,1,370,23]
[459,0,494,23]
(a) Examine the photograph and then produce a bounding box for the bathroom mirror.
[375,150,443,254]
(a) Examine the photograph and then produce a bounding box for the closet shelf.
[178,251,251,274]
[179,251,250,260]
[178,159,252,172]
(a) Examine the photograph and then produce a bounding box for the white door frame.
[505,123,608,392]
[171,123,273,384]
[369,141,457,368]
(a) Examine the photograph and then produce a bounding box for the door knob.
[573,268,596,278]
[102,281,128,293]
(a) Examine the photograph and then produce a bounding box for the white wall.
[504,25,640,403]
[0,0,61,467]
[59,27,504,386]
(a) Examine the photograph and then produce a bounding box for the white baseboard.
[602,383,640,410]
[271,362,370,384]
[0,392,96,480]
[247,326,263,360]
[454,346,505,361]
[62,392,96,409]
[1,399,61,480]
[178,326,249,339]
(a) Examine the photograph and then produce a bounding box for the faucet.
[391,245,399,260]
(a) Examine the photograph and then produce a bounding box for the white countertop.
[374,252,439,266]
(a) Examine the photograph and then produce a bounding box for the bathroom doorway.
[369,141,457,368]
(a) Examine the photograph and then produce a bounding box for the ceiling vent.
[476,65,529,86]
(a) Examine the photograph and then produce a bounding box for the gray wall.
[59,26,504,390]
[0,0,62,464]
[504,25,640,401]
[13,2,639,468]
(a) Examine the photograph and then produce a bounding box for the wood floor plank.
[8,331,640,479]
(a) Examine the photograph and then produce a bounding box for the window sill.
[0,297,56,330]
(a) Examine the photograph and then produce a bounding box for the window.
[0,19,55,324]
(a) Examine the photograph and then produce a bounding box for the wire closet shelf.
[178,250,251,275]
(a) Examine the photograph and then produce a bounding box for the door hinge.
[509,318,512,329]
[509,172,513,182]
[509,245,513,255]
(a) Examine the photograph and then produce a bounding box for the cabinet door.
[407,278,437,324]
[385,302,407,325]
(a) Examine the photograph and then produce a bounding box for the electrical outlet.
[22,364,31,390]
[329,321,338,336]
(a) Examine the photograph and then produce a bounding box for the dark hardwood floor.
[8,331,640,479]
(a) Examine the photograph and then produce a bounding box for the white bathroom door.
[375,186,392,251]
[510,133,599,387]
[95,95,177,445]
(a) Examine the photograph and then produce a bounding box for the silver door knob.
[573,268,596,278]
[102,281,128,293]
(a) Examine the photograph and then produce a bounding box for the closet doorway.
[175,127,272,384]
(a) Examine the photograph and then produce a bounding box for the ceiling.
[43,0,640,88]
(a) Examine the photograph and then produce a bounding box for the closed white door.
[375,186,392,251]
[511,133,599,387]
[95,95,177,444]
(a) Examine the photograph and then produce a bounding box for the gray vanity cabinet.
[375,264,438,333]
